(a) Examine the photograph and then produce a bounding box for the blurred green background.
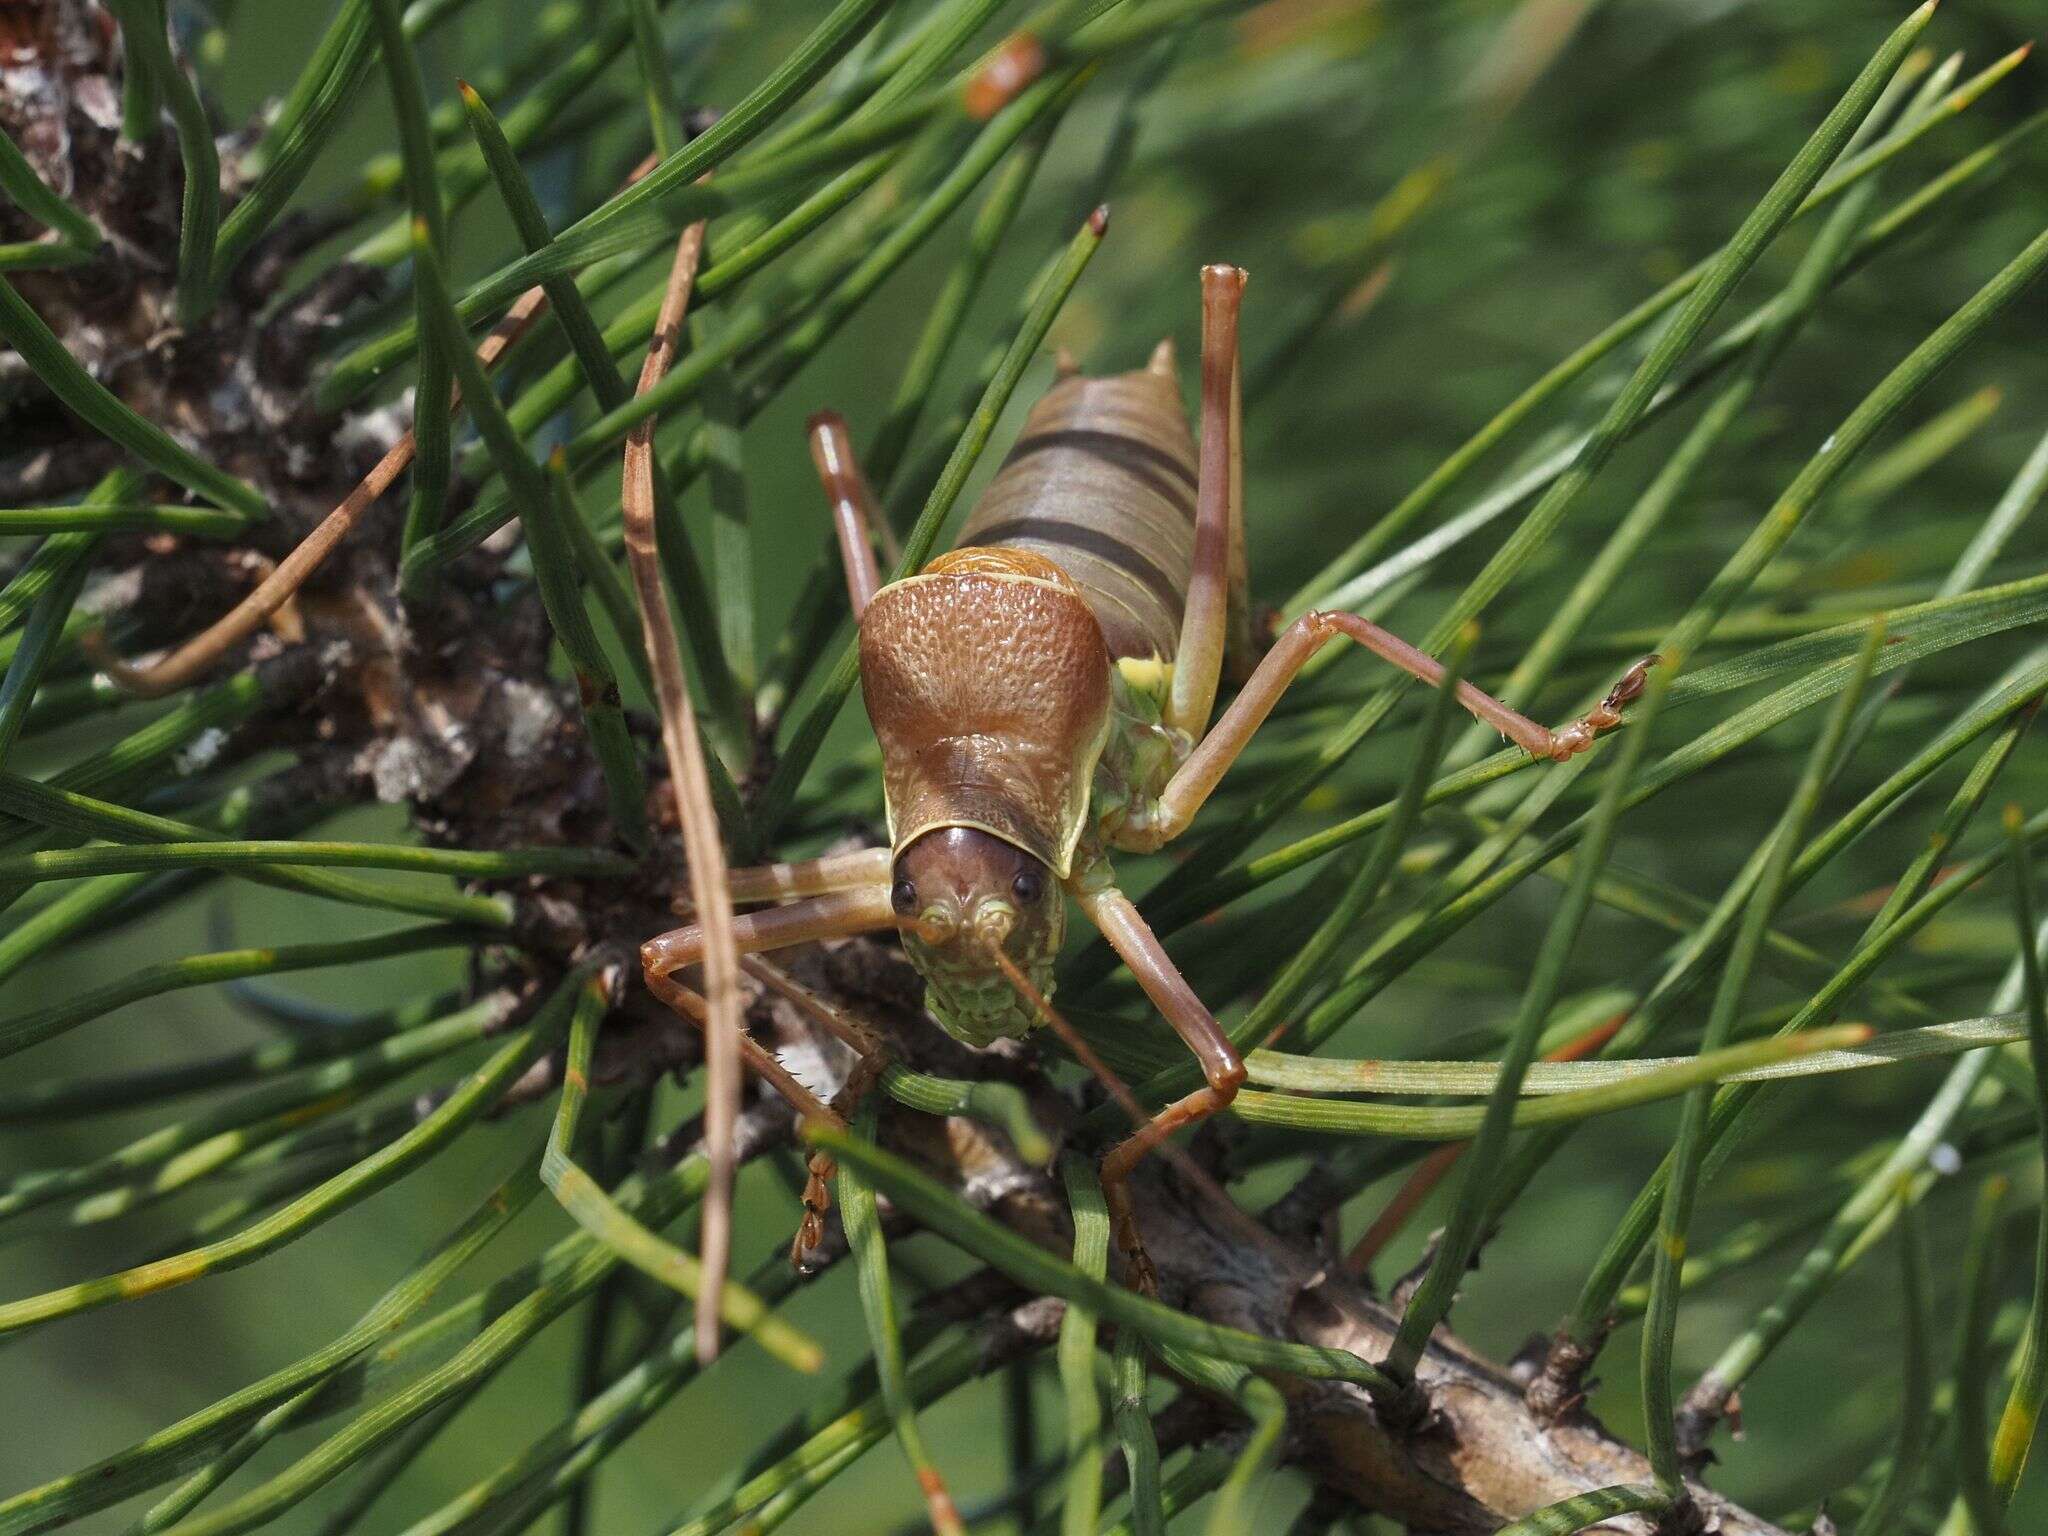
[6,0,2048,1530]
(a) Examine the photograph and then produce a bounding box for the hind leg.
[1166,265,1252,739]
[1138,264,1657,853]
[1122,635,1657,851]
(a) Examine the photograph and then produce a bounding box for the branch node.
[1525,1320,1608,1425]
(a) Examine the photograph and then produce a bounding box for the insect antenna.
[985,941,1146,1126]
[981,940,1237,1215]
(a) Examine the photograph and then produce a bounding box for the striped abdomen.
[956,359,1196,662]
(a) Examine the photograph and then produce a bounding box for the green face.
[890,826,1066,1048]
[909,941,1062,1047]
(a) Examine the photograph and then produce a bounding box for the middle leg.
[725,845,892,905]
[643,884,897,978]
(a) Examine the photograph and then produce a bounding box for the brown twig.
[745,939,1793,1534]
[620,218,743,1366]
[87,288,547,696]
[90,153,666,699]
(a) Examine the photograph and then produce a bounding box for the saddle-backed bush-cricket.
[643,258,1657,1285]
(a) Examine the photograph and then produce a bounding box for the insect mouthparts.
[974,902,1017,948]
[913,909,959,947]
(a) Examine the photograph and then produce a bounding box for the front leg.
[643,885,897,1264]
[1068,870,1246,1295]
[644,967,849,1269]
[745,955,897,1267]
[1120,621,1658,852]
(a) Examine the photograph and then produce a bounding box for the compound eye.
[1011,867,1045,905]
[890,878,918,916]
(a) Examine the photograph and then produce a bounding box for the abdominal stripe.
[1000,428,1197,519]
[971,515,1183,614]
